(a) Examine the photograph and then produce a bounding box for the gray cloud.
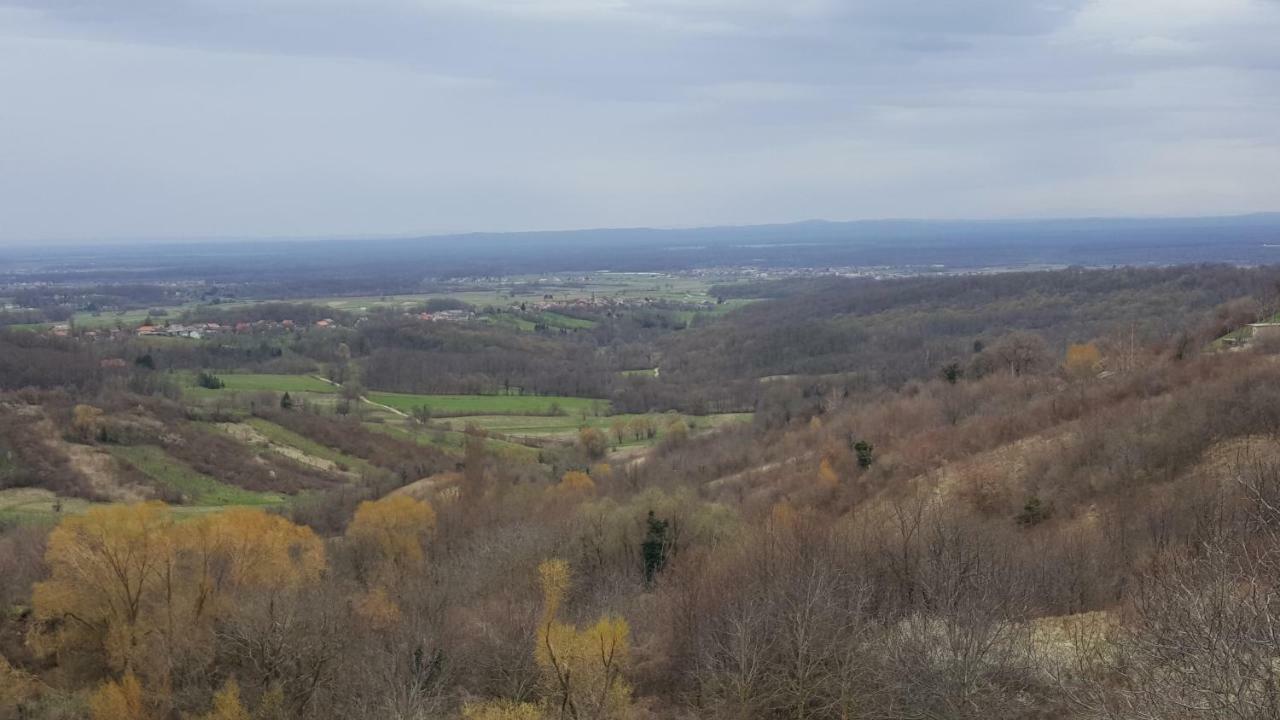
[0,0,1277,241]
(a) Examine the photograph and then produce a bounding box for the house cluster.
[47,324,139,341]
[524,295,674,312]
[410,310,474,323]
[131,317,343,339]
[136,322,228,339]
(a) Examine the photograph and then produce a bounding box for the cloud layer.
[1,0,1278,241]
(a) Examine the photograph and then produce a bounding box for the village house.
[1249,323,1280,344]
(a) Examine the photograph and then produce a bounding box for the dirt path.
[312,375,410,418]
[705,453,815,492]
[219,422,358,479]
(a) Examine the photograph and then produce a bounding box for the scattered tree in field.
[332,342,352,384]
[197,371,225,390]
[662,418,689,447]
[279,391,293,410]
[412,404,432,424]
[627,417,654,441]
[610,419,628,445]
[578,426,607,460]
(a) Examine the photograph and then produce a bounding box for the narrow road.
[311,375,409,418]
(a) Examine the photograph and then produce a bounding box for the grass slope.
[107,445,283,506]
[441,412,754,445]
[243,417,378,476]
[186,373,335,394]
[366,392,607,417]
[365,422,540,462]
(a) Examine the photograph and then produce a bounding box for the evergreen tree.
[641,510,670,584]
[854,440,874,469]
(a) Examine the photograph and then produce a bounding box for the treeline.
[659,264,1280,396]
[355,318,616,398]
[0,332,106,391]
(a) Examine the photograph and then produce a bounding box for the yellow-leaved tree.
[176,507,326,623]
[88,671,150,720]
[33,503,325,687]
[536,559,632,720]
[198,678,251,720]
[345,494,436,583]
[33,501,175,673]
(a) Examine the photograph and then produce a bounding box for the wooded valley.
[4,264,1280,719]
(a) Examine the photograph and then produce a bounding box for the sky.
[1,0,1278,243]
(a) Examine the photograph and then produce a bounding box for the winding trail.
[310,375,409,418]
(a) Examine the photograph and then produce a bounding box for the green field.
[366,421,541,462]
[479,310,598,332]
[0,487,270,525]
[482,313,539,332]
[0,488,100,525]
[1212,312,1280,349]
[107,445,283,506]
[183,373,336,401]
[440,412,753,445]
[366,392,607,417]
[539,311,598,329]
[187,373,335,394]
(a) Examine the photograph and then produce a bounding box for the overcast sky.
[1,0,1278,242]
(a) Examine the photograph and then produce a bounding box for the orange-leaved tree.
[1065,342,1103,378]
[549,471,596,502]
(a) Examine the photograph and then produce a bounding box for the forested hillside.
[4,264,1280,719]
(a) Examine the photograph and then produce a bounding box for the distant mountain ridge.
[3,213,1280,283]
